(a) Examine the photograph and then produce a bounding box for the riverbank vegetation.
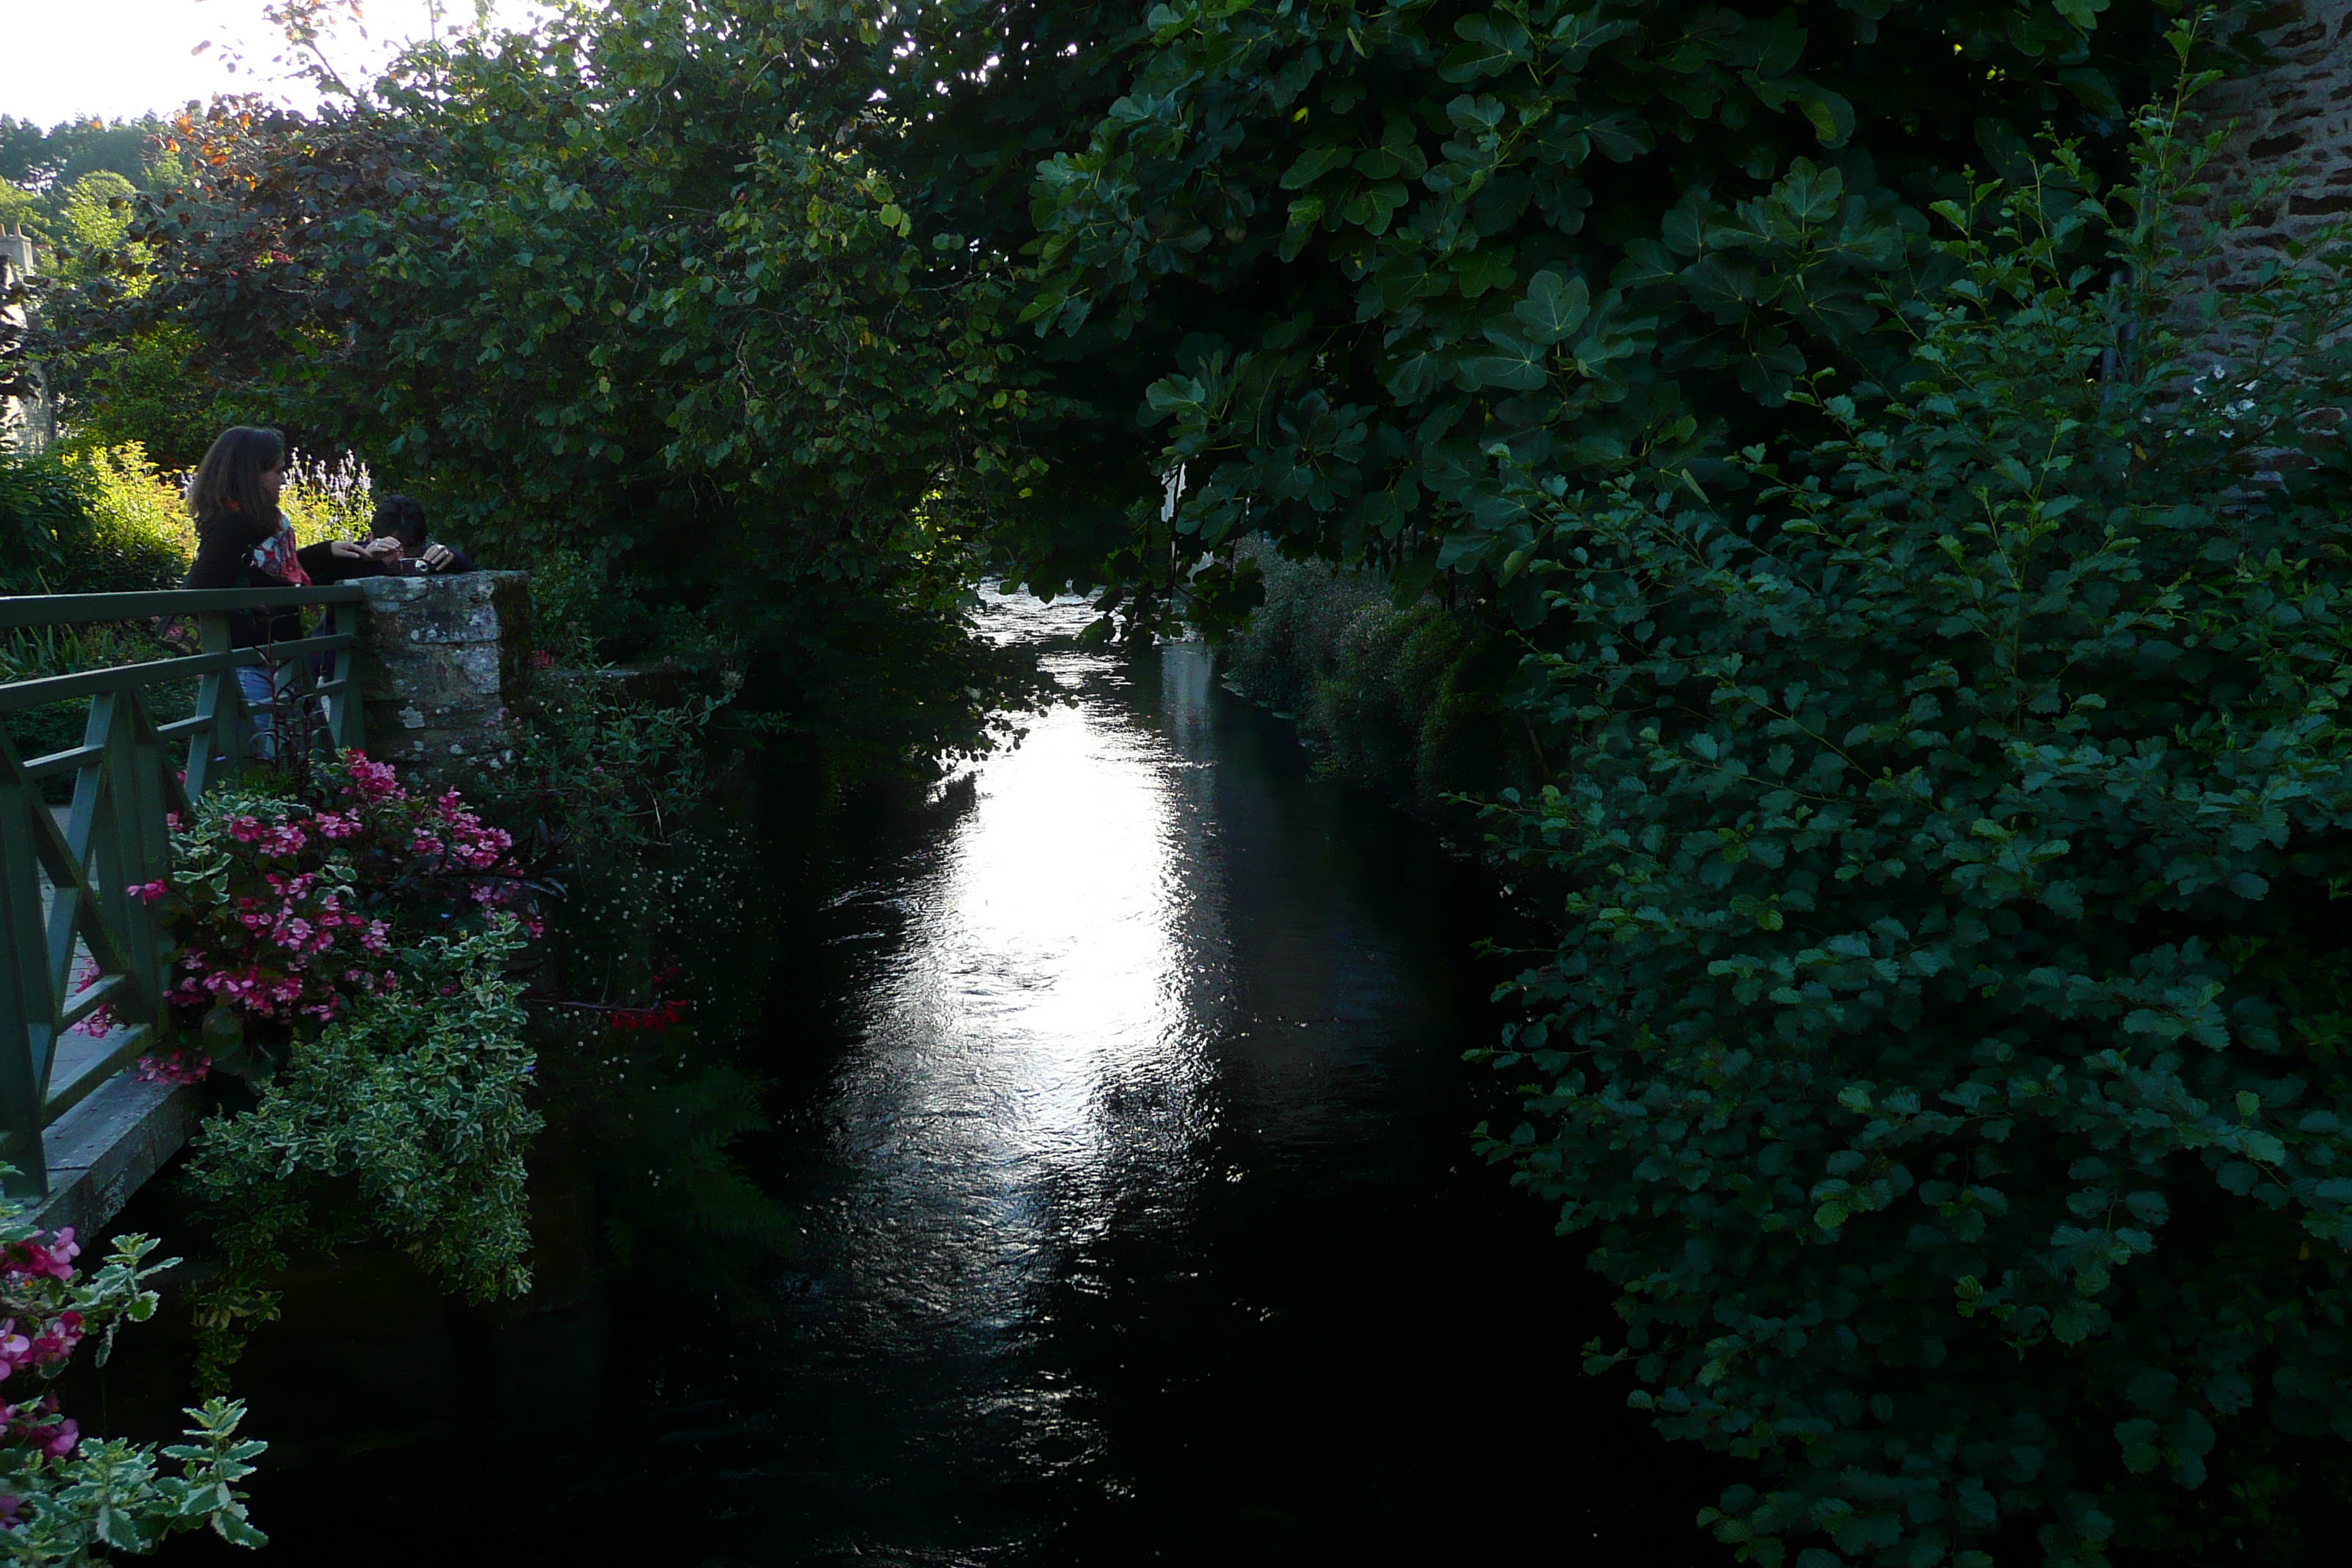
[12,0,2352,1560]
[0,1204,264,1558]
[1480,94,2352,1561]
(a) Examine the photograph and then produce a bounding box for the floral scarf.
[250,520,311,587]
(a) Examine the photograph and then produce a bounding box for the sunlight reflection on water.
[822,592,1226,1384]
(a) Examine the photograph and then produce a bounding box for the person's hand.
[362,537,404,562]
[420,543,456,571]
[327,538,369,559]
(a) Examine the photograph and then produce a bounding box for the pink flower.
[341,753,407,802]
[136,1052,211,1086]
[259,823,309,857]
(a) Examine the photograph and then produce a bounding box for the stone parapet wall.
[2190,1,2352,293]
[355,571,533,784]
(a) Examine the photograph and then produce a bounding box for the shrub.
[59,442,191,592]
[1477,83,2352,1566]
[57,325,231,472]
[0,449,91,597]
[1221,548,1534,803]
[0,442,186,597]
[1,442,192,774]
[0,1207,265,1559]
[132,754,538,1077]
[508,682,725,851]
[183,919,542,1388]
[127,756,545,1385]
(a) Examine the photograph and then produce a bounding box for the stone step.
[29,1071,200,1240]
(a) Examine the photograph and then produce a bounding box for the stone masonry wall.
[2190,1,2352,294]
[356,572,532,785]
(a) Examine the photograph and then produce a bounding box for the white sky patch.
[0,1,554,127]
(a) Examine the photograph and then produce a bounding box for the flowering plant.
[0,1196,265,1558]
[137,753,540,1074]
[186,919,541,1386]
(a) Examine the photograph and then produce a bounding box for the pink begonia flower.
[137,1052,211,1086]
[0,1400,83,1458]
[342,753,406,802]
[23,1311,84,1368]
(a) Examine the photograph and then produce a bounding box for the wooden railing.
[0,586,366,1198]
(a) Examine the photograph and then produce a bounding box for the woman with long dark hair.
[184,426,374,755]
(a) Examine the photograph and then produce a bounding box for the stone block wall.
[355,571,532,784]
[2189,1,2352,294]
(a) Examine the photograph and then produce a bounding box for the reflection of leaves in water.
[540,813,798,1316]
[590,1060,796,1316]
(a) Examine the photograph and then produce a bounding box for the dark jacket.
[295,540,476,584]
[186,524,298,647]
[295,540,377,585]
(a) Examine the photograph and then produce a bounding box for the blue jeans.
[236,663,279,760]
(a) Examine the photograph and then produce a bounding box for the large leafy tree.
[107,7,1036,578]
[68,1,1049,759]
[868,0,2250,627]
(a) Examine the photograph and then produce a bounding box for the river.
[114,591,1714,1566]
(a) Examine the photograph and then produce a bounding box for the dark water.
[116,593,1716,1566]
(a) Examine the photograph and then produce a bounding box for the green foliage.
[114,5,1039,605]
[0,182,38,237]
[0,116,167,200]
[0,449,91,595]
[183,921,543,1388]
[0,115,175,244]
[0,444,192,769]
[59,443,192,587]
[875,0,2250,620]
[509,681,729,851]
[53,325,227,471]
[0,1207,267,1561]
[522,546,602,669]
[1474,94,2352,1564]
[1221,547,1532,802]
[0,1400,268,1564]
[574,1053,799,1316]
[0,442,189,595]
[538,818,799,1313]
[0,116,225,463]
[48,3,1061,775]
[50,174,136,265]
